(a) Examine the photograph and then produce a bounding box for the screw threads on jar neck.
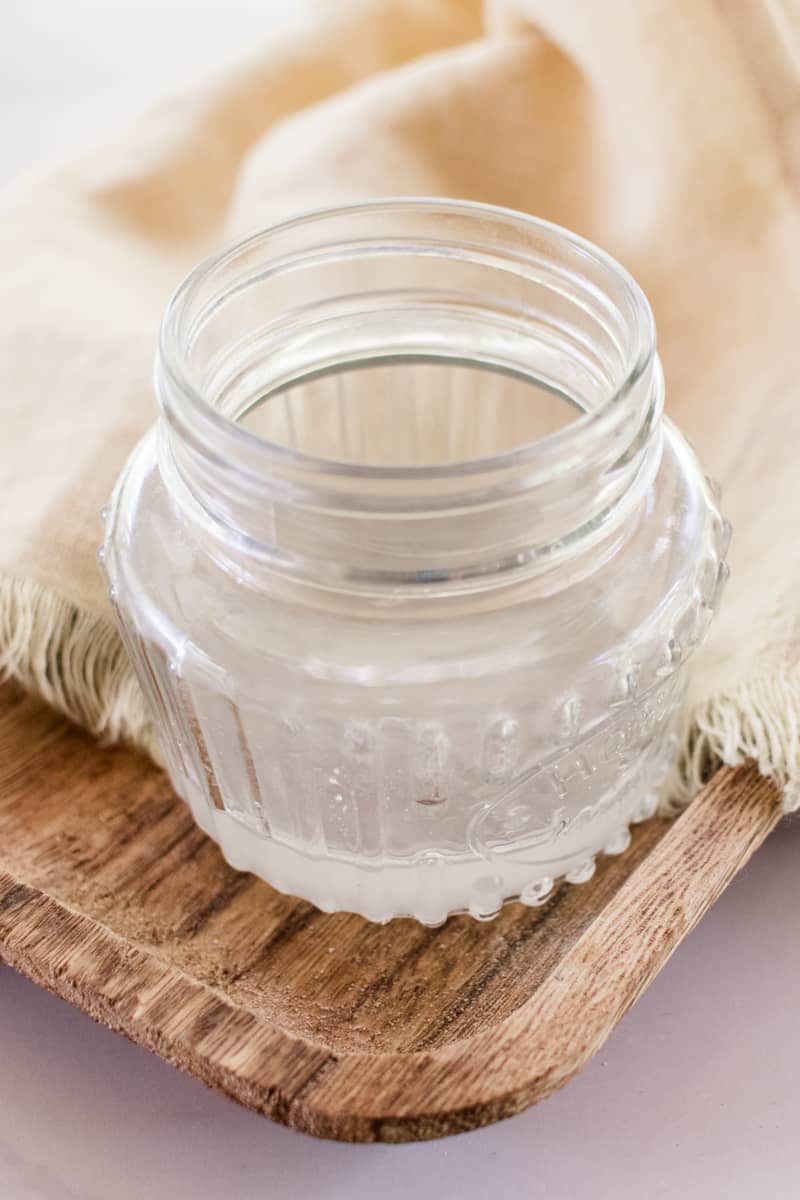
[157,200,661,595]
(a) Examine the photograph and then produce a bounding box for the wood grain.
[0,683,782,1141]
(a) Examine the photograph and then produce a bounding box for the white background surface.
[2,4,799,1197]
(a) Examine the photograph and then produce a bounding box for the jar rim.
[157,197,656,485]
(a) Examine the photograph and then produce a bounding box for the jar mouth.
[156,199,661,592]
[158,198,655,484]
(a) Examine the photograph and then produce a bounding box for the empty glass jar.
[102,200,729,924]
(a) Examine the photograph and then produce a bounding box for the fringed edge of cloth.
[0,574,158,759]
[667,668,800,815]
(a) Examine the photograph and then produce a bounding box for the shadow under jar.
[102,200,730,925]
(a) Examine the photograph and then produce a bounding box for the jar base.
[183,778,652,925]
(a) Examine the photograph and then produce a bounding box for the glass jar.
[102,200,729,925]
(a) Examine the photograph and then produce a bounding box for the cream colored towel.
[2,0,799,807]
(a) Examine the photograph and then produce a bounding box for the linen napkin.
[1,0,799,809]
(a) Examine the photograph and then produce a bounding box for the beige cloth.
[2,0,800,807]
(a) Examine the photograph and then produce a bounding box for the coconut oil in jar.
[102,201,729,923]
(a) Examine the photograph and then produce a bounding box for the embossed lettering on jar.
[102,201,730,924]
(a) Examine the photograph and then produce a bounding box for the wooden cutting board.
[0,683,781,1142]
